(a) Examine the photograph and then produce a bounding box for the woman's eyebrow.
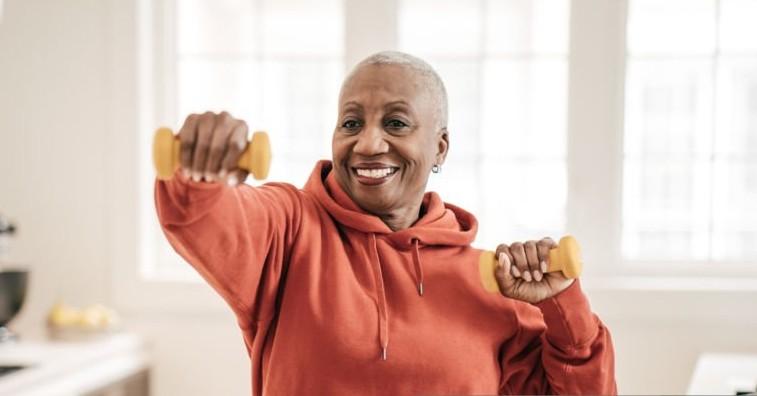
[384,101,414,116]
[384,100,410,109]
[342,101,363,111]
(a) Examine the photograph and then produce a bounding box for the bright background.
[1,0,756,394]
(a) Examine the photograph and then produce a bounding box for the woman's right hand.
[178,111,249,186]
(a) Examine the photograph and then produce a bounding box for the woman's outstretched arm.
[154,110,302,329]
[155,174,300,326]
[155,173,302,327]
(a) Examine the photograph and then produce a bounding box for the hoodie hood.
[304,160,477,248]
[304,160,478,360]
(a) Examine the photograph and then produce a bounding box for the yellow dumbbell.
[152,127,271,181]
[479,235,583,293]
[522,235,583,278]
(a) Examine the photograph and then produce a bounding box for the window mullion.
[566,0,628,277]
[344,0,398,70]
[161,0,177,126]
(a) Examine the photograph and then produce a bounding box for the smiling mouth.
[351,167,399,185]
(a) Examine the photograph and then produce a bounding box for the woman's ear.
[436,128,449,165]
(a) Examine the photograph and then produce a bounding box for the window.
[624,0,757,263]
[147,0,344,280]
[144,0,570,280]
[173,0,343,183]
[139,0,756,286]
[399,0,570,248]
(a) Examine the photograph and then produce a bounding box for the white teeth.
[356,168,396,178]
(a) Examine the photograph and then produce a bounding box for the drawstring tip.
[418,282,424,296]
[381,346,387,361]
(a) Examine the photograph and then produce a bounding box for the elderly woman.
[155,51,616,395]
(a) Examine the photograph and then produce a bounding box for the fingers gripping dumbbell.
[152,127,271,181]
[479,235,584,293]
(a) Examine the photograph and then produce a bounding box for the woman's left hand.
[494,237,575,304]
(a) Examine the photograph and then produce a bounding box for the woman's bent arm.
[499,280,617,395]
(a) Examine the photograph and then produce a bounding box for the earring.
[432,164,441,174]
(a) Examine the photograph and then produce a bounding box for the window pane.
[720,0,757,53]
[712,159,757,260]
[261,0,343,56]
[259,59,340,158]
[484,0,569,54]
[715,59,757,156]
[177,59,262,122]
[479,158,566,247]
[399,0,482,56]
[627,0,716,55]
[625,0,757,266]
[624,60,713,158]
[623,59,714,261]
[622,159,711,261]
[157,0,343,279]
[481,59,567,158]
[176,0,258,55]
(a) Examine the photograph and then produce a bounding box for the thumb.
[494,252,516,294]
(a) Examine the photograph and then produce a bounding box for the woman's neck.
[378,200,423,231]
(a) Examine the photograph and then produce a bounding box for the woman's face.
[332,64,448,216]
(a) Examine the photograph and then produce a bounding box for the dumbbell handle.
[479,235,583,293]
[152,127,271,181]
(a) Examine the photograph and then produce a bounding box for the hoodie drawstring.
[412,238,425,297]
[370,233,390,361]
[369,235,427,361]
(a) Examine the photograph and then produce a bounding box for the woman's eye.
[385,119,408,129]
[342,120,361,130]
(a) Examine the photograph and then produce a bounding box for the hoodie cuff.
[158,168,228,200]
[171,168,226,188]
[533,279,598,348]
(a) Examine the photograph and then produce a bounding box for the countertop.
[0,331,150,396]
[687,353,757,395]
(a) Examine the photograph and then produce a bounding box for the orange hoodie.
[155,160,616,396]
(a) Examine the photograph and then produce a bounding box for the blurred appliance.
[0,270,28,343]
[0,214,26,343]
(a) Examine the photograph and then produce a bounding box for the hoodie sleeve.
[498,279,617,395]
[154,172,301,329]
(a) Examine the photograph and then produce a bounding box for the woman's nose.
[353,125,389,156]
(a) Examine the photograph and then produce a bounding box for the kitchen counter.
[0,332,150,396]
[687,353,757,395]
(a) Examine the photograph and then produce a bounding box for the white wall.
[1,1,756,395]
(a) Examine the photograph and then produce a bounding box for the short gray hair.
[343,51,448,130]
